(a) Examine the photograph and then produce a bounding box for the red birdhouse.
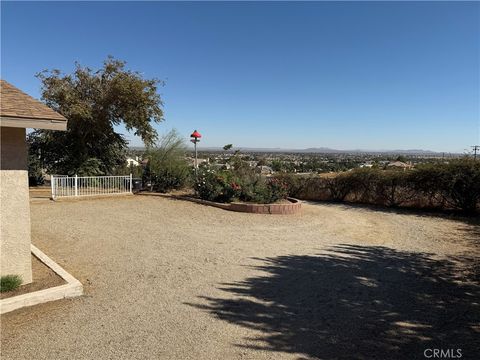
[190,130,202,139]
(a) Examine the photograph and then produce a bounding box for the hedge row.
[274,159,480,215]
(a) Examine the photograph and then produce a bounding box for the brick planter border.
[138,193,302,215]
[179,196,302,215]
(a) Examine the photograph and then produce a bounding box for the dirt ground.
[0,256,65,299]
[28,187,51,201]
[1,196,479,360]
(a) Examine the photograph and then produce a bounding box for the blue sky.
[2,1,479,153]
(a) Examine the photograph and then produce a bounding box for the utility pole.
[472,145,480,160]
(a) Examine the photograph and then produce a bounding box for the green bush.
[111,163,143,178]
[28,150,45,186]
[265,177,289,203]
[75,158,105,176]
[0,275,22,292]
[29,174,45,187]
[272,173,304,196]
[144,130,192,193]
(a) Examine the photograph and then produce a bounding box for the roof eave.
[0,116,67,131]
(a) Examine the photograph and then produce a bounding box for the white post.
[129,173,133,193]
[74,175,78,197]
[51,175,55,200]
[194,141,198,176]
[194,142,198,169]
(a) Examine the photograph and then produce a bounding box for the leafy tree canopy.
[28,57,164,175]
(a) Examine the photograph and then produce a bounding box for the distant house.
[359,163,373,168]
[0,80,67,284]
[126,156,139,167]
[188,158,209,167]
[256,165,274,175]
[387,161,413,170]
[210,163,231,171]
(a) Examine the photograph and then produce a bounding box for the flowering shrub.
[195,168,240,202]
[265,177,289,203]
[195,164,288,204]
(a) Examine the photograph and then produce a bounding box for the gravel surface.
[1,196,479,359]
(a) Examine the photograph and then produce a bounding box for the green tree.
[270,159,284,172]
[27,146,44,186]
[28,57,164,175]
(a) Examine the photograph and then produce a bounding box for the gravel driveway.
[2,196,479,359]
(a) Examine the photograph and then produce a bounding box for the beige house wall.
[0,127,32,284]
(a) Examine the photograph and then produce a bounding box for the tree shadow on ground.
[188,245,480,360]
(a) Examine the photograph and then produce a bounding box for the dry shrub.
[276,159,480,214]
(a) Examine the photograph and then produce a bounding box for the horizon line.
[128,144,465,155]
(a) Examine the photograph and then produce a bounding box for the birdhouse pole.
[190,130,202,175]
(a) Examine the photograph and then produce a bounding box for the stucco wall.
[0,127,32,284]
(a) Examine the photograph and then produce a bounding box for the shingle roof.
[0,80,67,122]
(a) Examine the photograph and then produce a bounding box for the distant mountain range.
[130,145,455,155]
[299,148,443,155]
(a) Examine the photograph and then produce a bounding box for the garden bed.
[0,245,83,314]
[140,192,302,214]
[208,197,302,214]
[0,255,65,299]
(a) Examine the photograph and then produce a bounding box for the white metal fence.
[51,174,133,200]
